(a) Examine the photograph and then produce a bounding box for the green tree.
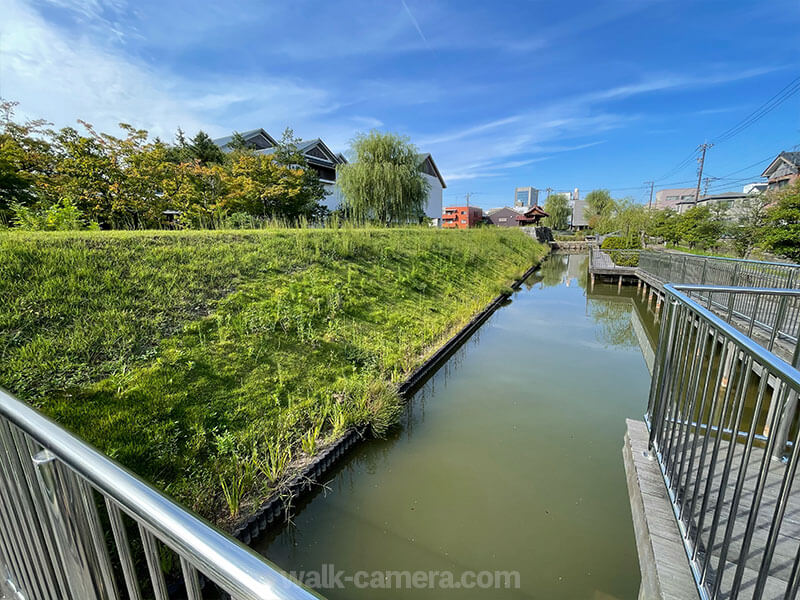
[336,131,429,224]
[613,199,649,245]
[677,205,723,250]
[542,194,570,230]
[188,131,225,165]
[584,189,614,229]
[761,183,800,260]
[648,208,681,246]
[728,195,771,258]
[0,100,56,216]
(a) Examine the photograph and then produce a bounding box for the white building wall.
[422,173,443,224]
[322,183,343,212]
[323,176,443,224]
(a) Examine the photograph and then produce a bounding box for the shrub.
[601,236,641,266]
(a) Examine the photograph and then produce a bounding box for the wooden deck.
[588,247,638,277]
[664,431,800,599]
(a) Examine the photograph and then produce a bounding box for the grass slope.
[0,228,547,525]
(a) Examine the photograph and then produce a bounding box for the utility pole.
[694,143,712,203]
[645,181,654,210]
[465,192,471,207]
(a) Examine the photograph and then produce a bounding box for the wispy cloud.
[400,0,427,45]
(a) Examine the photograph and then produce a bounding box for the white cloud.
[0,0,362,143]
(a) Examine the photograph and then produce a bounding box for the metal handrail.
[0,387,320,600]
[647,284,800,600]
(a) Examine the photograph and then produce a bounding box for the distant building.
[485,207,519,227]
[696,192,751,221]
[761,151,800,191]
[571,200,589,230]
[442,206,483,229]
[484,205,548,227]
[654,188,697,211]
[514,187,539,207]
[213,129,346,212]
[213,129,446,223]
[743,182,768,195]
[417,153,447,225]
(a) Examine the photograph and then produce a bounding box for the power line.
[712,75,800,144]
[655,148,701,182]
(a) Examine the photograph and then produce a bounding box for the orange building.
[442,206,483,229]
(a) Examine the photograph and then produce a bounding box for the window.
[499,217,507,222]
[460,210,466,215]
[461,220,467,224]
[516,191,528,204]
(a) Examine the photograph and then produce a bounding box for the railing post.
[648,298,679,450]
[773,389,798,460]
[32,450,101,600]
[681,255,688,282]
[700,259,707,285]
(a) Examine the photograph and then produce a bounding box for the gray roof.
[212,128,277,151]
[762,151,800,177]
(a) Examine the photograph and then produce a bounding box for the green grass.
[0,228,548,526]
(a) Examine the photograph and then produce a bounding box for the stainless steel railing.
[0,387,321,600]
[593,248,800,364]
[638,250,800,290]
[646,284,800,600]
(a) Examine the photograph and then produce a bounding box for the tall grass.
[0,227,548,526]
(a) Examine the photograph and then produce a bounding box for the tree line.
[580,185,800,260]
[0,101,431,229]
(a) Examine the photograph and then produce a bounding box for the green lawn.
[0,228,547,526]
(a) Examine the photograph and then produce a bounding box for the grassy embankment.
[0,228,547,526]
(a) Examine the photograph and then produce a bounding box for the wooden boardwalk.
[664,431,800,599]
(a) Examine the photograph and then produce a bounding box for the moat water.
[254,253,659,599]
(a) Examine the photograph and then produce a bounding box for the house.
[417,154,447,225]
[483,205,548,227]
[696,191,751,221]
[485,207,521,227]
[212,129,347,211]
[213,130,446,223]
[442,206,483,229]
[654,188,697,211]
[761,152,800,191]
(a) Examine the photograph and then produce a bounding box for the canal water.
[254,253,659,599]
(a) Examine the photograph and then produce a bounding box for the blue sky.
[1,0,799,209]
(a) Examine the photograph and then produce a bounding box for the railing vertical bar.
[681,329,721,526]
[3,422,65,600]
[674,321,712,520]
[728,380,791,598]
[0,432,41,600]
[181,556,204,600]
[662,306,694,475]
[76,478,119,600]
[139,525,169,600]
[105,498,143,600]
[695,342,745,584]
[669,316,706,487]
[709,361,768,599]
[753,387,800,598]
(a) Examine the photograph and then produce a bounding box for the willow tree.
[336,131,429,224]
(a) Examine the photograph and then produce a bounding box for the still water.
[255,254,659,599]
